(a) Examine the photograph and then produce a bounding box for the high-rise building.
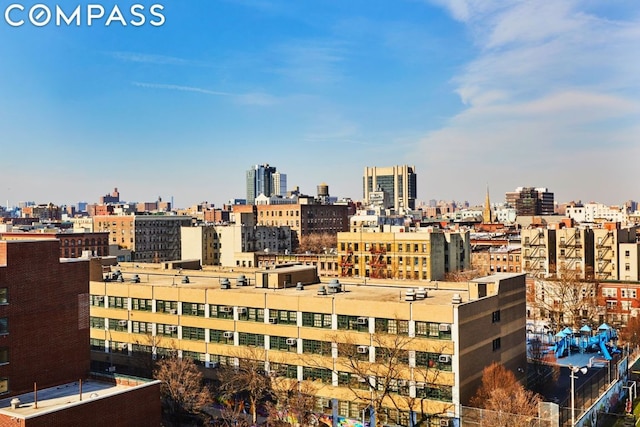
[505,187,554,216]
[363,165,417,211]
[246,164,278,204]
[272,171,287,197]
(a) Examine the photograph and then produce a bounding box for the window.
[210,305,233,319]
[492,338,501,351]
[0,288,7,305]
[0,377,9,394]
[625,250,631,257]
[415,351,452,371]
[622,289,637,299]
[338,372,369,390]
[182,326,205,341]
[238,332,264,347]
[157,323,178,337]
[415,321,451,339]
[270,336,297,352]
[108,296,127,309]
[492,310,501,323]
[108,318,128,332]
[270,309,297,325]
[90,338,105,351]
[270,363,298,379]
[183,351,205,365]
[375,318,409,335]
[302,339,332,355]
[303,367,332,384]
[182,302,205,317]
[90,317,105,329]
[210,354,233,366]
[131,298,152,311]
[90,295,105,307]
[239,307,264,322]
[0,347,8,364]
[337,315,369,331]
[132,321,152,334]
[302,312,332,328]
[416,385,452,402]
[158,300,178,314]
[602,288,617,298]
[210,329,233,344]
[0,318,8,335]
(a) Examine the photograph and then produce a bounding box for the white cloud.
[132,82,278,106]
[418,0,640,204]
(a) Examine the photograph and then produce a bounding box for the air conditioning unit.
[286,338,297,346]
[268,317,278,324]
[438,355,452,364]
[396,379,407,387]
[223,331,234,339]
[356,317,368,325]
[169,309,177,314]
[438,323,451,332]
[221,306,233,313]
[237,307,247,314]
[97,296,104,301]
[167,326,177,332]
[357,345,368,354]
[439,419,450,427]
[117,320,127,327]
[415,382,426,389]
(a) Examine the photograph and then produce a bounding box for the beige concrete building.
[619,243,640,282]
[593,224,636,281]
[337,229,470,281]
[363,165,417,211]
[94,215,192,263]
[521,228,556,278]
[555,227,594,279]
[89,263,526,426]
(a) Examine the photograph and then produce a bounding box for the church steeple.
[483,185,493,223]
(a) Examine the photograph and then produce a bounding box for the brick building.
[0,231,110,258]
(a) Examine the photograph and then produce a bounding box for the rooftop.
[97,264,522,306]
[0,376,159,419]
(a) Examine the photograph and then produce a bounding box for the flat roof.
[98,267,524,305]
[0,377,159,419]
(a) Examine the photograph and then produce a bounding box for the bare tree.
[444,269,482,282]
[620,315,640,348]
[217,347,273,426]
[131,332,164,378]
[268,378,318,427]
[154,353,212,426]
[530,266,599,330]
[298,233,337,254]
[467,362,541,427]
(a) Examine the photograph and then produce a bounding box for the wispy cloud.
[108,51,214,68]
[268,39,348,84]
[416,0,640,203]
[132,82,278,106]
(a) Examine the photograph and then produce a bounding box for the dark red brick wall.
[0,240,90,396]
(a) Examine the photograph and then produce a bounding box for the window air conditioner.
[268,317,278,324]
[286,338,297,346]
[438,355,451,364]
[223,331,234,339]
[438,323,451,332]
[439,419,450,427]
[356,317,368,325]
[237,307,247,314]
[357,345,368,354]
[117,320,127,327]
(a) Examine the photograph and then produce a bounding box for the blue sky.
[1,0,638,208]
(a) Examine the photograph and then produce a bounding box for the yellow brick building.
[89,264,525,427]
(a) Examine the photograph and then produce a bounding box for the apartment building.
[593,224,637,281]
[363,165,417,211]
[505,187,554,216]
[181,222,293,268]
[233,203,349,250]
[471,246,521,276]
[0,230,110,258]
[0,240,160,425]
[521,228,556,278]
[555,227,594,279]
[89,265,526,426]
[94,214,192,262]
[336,229,470,281]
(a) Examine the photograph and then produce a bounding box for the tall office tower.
[505,187,555,216]
[246,164,277,204]
[272,171,287,197]
[363,165,417,211]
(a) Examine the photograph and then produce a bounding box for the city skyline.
[1,1,638,207]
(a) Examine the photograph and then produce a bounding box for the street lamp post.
[570,365,588,426]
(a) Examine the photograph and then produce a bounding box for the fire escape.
[340,245,354,277]
[524,230,546,278]
[596,231,614,281]
[369,244,387,279]
[559,231,582,276]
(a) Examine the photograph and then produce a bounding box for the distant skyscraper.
[363,165,417,211]
[505,187,555,216]
[272,171,287,197]
[246,164,277,204]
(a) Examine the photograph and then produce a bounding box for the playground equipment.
[553,323,619,360]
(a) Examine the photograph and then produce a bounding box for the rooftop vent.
[131,274,140,283]
[181,276,190,284]
[405,289,416,301]
[327,279,341,293]
[220,278,231,290]
[415,287,427,299]
[317,285,327,296]
[10,398,20,410]
[237,275,247,286]
[452,293,462,304]
[296,282,304,291]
